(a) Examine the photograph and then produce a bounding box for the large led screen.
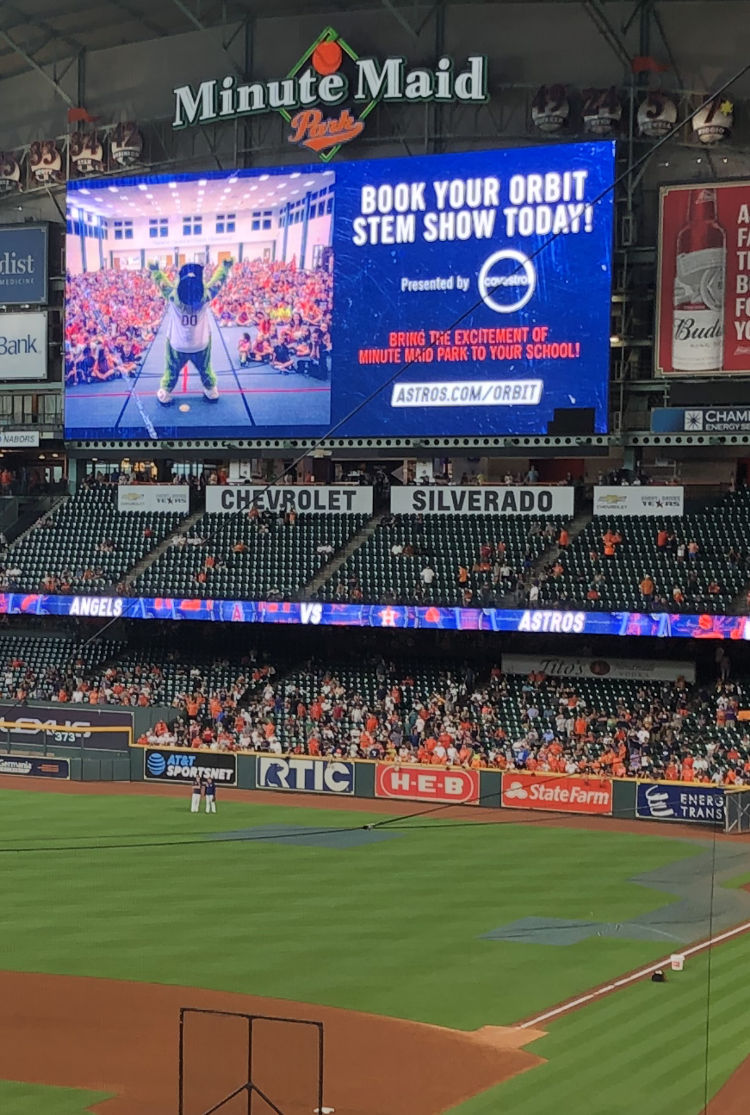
[65,142,614,440]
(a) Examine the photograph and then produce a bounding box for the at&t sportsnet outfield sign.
[256,756,355,794]
[0,754,69,778]
[376,764,479,804]
[501,773,612,815]
[390,485,574,516]
[636,782,725,825]
[145,748,237,784]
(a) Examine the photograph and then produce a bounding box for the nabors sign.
[173,27,488,161]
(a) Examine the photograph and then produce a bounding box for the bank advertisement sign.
[636,782,725,825]
[0,754,69,778]
[65,141,613,441]
[144,748,237,783]
[256,756,355,794]
[0,312,47,380]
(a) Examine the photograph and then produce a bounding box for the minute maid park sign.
[173,26,488,161]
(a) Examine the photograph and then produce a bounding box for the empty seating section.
[541,494,750,612]
[1,489,184,593]
[320,514,565,604]
[134,512,367,600]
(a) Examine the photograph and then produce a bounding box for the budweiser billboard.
[376,763,479,804]
[501,773,612,815]
[657,182,750,376]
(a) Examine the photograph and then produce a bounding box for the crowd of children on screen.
[65,259,333,386]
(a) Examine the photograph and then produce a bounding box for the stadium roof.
[0,0,706,82]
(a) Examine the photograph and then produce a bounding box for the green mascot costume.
[149,259,233,405]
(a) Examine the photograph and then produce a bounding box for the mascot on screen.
[148,258,233,404]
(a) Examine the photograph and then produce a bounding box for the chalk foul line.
[517,918,750,1030]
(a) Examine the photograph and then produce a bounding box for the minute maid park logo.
[173,27,488,162]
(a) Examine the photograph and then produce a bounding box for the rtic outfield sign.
[173,27,488,161]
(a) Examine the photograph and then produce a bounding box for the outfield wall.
[128,747,745,829]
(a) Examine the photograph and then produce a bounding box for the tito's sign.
[173,27,488,161]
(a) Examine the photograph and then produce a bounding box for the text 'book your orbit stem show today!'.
[64,141,614,441]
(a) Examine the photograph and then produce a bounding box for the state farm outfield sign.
[376,763,479,804]
[207,485,373,514]
[501,773,612,815]
[390,486,574,516]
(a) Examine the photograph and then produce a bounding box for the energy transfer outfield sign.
[173,27,488,161]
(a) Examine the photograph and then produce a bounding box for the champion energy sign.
[501,773,613,815]
[376,764,479,804]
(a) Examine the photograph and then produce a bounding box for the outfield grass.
[0,1081,111,1115]
[0,788,705,1027]
[452,933,750,1115]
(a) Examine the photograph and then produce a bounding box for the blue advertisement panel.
[0,754,69,778]
[65,141,614,440]
[0,592,748,640]
[652,407,750,434]
[256,756,355,794]
[636,782,725,825]
[144,748,237,784]
[0,225,48,304]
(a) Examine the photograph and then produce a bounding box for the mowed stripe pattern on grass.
[0,790,706,1028]
[452,933,750,1115]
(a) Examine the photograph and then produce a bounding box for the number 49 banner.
[657,181,750,376]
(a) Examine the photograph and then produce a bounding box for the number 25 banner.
[657,181,750,376]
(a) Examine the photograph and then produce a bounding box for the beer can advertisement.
[65,141,614,441]
[657,182,750,376]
